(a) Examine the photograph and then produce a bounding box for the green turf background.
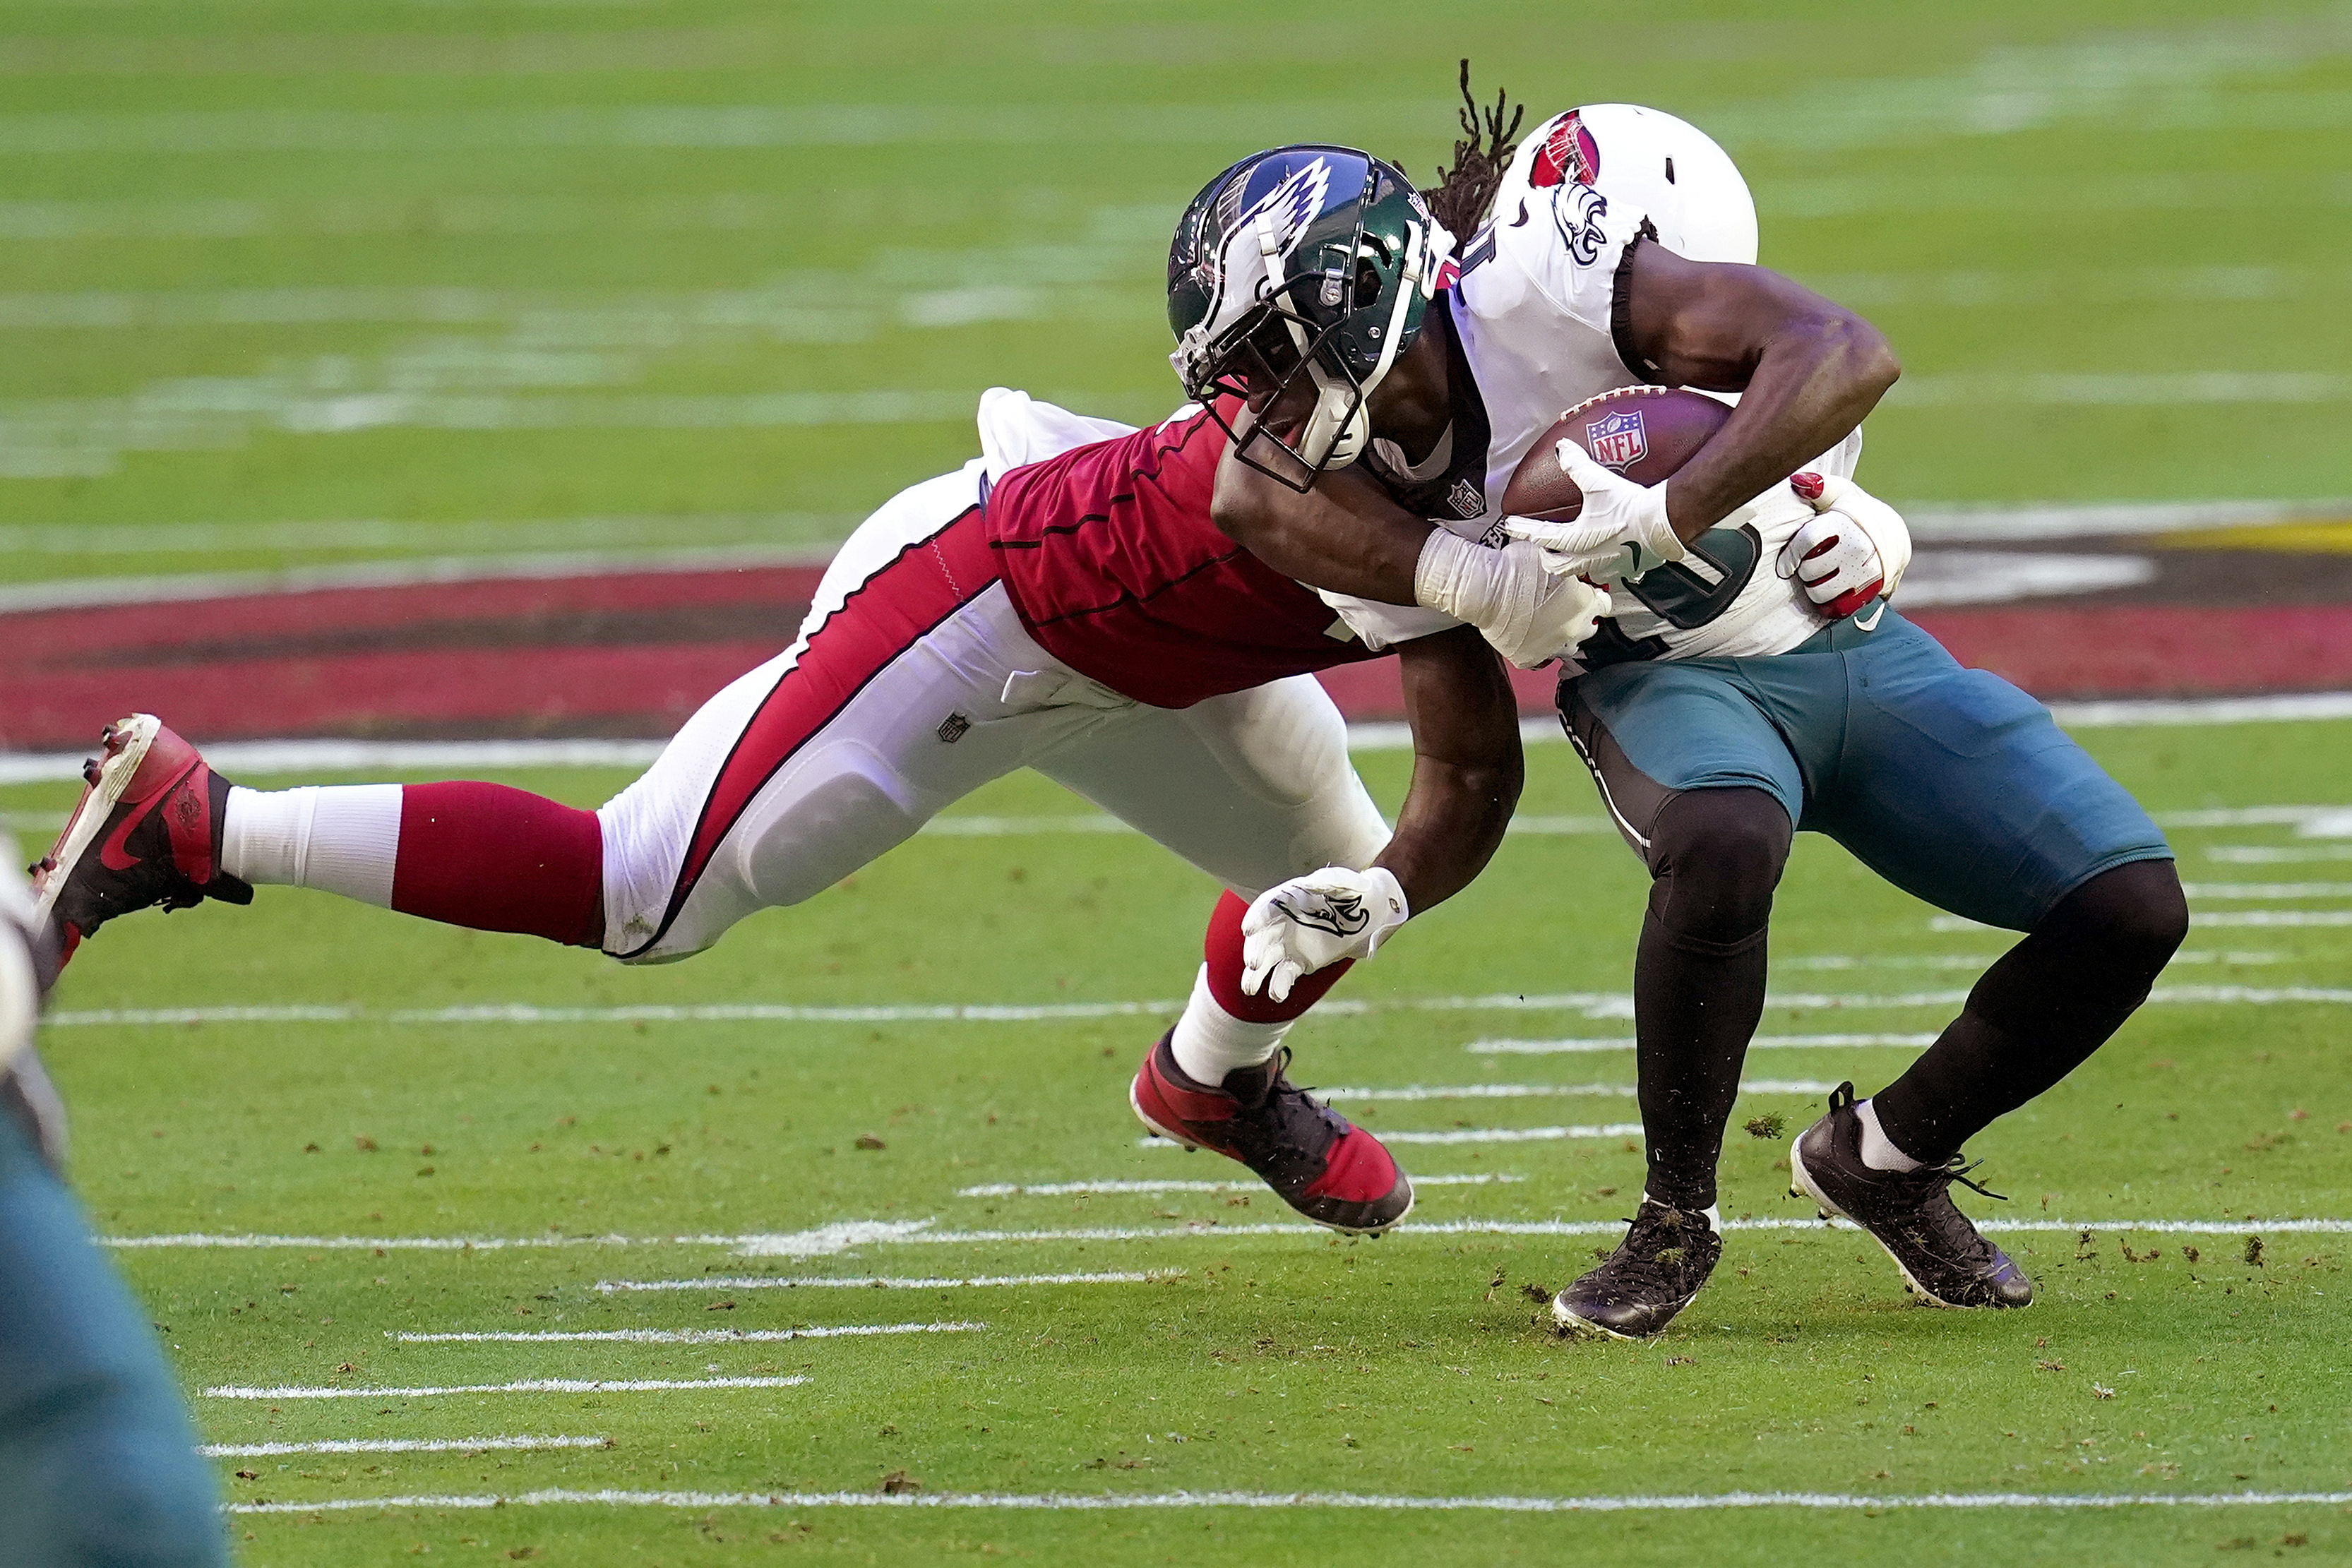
[6,0,2352,1561]
[4,0,2348,587]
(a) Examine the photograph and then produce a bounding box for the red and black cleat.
[28,714,251,966]
[1130,1031,1413,1235]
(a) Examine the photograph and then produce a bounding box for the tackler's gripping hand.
[1500,440,1688,579]
[1241,866,1409,1004]
[1777,471,1913,620]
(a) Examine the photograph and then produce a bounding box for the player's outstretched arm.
[1211,443,1431,604]
[1240,625,1521,1000]
[1618,242,1901,544]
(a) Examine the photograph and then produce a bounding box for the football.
[1498,384,1733,523]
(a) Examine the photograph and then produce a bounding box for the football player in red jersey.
[1172,92,2183,1334]
[31,376,1607,1239]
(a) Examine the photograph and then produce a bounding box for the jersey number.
[1577,523,1764,666]
[1623,523,1762,630]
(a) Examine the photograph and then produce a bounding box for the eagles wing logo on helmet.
[1180,155,1334,373]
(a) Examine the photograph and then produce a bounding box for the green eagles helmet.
[1167,145,1451,490]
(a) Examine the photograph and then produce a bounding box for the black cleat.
[1551,1196,1721,1339]
[1789,1082,2033,1310]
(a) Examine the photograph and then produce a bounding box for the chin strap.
[1291,217,1438,473]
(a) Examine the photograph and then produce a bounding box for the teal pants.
[0,1108,227,1567]
[1561,609,2172,930]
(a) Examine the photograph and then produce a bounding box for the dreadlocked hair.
[1423,59,1524,252]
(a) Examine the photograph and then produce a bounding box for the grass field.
[4,0,2349,585]
[4,719,2351,1564]
[6,0,2352,1560]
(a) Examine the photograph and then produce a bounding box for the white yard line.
[955,1175,1517,1197]
[1467,1034,1938,1054]
[1141,1123,1645,1147]
[389,1322,979,1344]
[861,1218,2352,1246]
[2208,846,2352,863]
[595,1271,1182,1293]
[2156,806,2352,832]
[115,1216,2352,1257]
[1935,911,2352,931]
[1777,950,2281,970]
[1316,1082,1834,1102]
[202,1435,607,1458]
[204,1376,806,1401]
[60,981,2352,1033]
[2179,882,2352,899]
[2187,913,2352,928]
[220,1485,2352,1516]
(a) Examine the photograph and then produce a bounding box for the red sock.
[390,782,604,948]
[1201,889,1353,1022]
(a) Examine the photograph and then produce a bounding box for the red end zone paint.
[7,563,2352,749]
[1906,604,2352,700]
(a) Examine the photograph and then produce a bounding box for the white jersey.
[1339,104,1860,665]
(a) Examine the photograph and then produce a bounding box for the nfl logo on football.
[1585,408,1647,470]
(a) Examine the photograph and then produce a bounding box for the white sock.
[1855,1097,1927,1173]
[220,784,403,907]
[1642,1191,1722,1231]
[1168,964,1288,1085]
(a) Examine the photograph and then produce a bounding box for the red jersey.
[983,405,1386,710]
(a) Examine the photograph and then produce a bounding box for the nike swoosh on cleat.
[97,802,156,872]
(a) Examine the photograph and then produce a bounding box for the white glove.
[1413,532,1613,668]
[1777,472,1911,618]
[1498,571,1611,669]
[1240,865,1409,1003]
[1499,440,1688,577]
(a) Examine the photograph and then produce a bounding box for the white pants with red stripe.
[595,460,1388,963]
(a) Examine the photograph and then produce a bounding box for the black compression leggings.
[1631,789,2188,1207]
[1635,788,1789,1211]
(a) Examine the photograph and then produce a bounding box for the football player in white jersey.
[1169,85,2185,1337]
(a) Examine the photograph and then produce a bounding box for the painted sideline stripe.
[1317,1081,1833,1101]
[2180,882,2352,899]
[12,692,2352,789]
[220,1486,2352,1516]
[2190,912,2352,928]
[65,981,2352,1032]
[917,813,1611,839]
[114,1218,2352,1256]
[1906,498,2352,544]
[202,1436,607,1458]
[389,1322,979,1344]
[2156,805,2352,830]
[2209,845,2352,862]
[595,1271,1182,1294]
[955,1175,1517,1197]
[1469,1034,1937,1054]
[203,1377,807,1401]
[2047,694,2352,729]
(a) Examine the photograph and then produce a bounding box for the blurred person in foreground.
[0,849,227,1567]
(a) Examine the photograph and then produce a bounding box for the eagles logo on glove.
[1240,866,1409,1003]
